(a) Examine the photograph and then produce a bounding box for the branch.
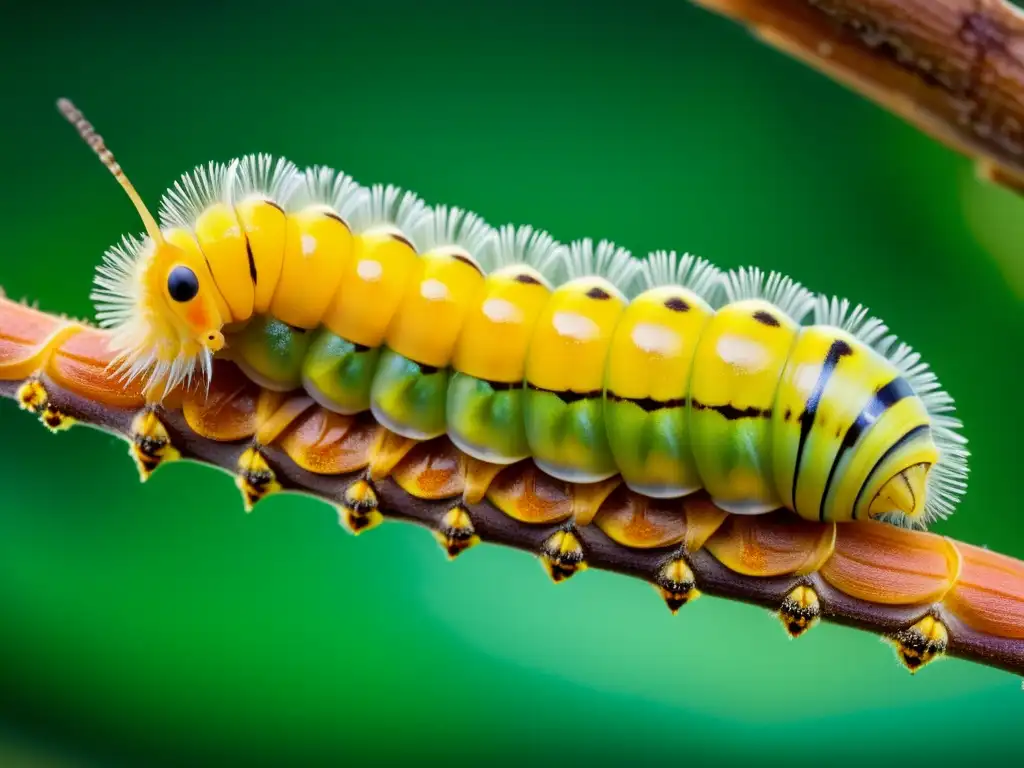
[689,0,1024,194]
[1,298,1023,677]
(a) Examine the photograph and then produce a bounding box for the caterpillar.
[58,98,969,531]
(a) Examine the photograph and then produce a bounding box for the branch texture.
[689,0,1024,194]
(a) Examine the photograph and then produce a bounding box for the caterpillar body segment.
[1,298,1022,676]
[58,100,969,531]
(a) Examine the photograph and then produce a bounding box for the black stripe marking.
[791,340,854,519]
[245,238,258,286]
[819,376,914,520]
[265,200,285,214]
[527,383,603,404]
[606,392,687,412]
[691,399,772,420]
[852,424,931,519]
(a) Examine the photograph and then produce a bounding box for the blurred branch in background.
[688,0,1024,195]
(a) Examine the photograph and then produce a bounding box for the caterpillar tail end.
[779,585,820,638]
[891,615,949,674]
[434,504,480,560]
[129,411,180,482]
[339,477,382,535]
[236,447,282,512]
[16,379,74,433]
[655,556,700,614]
[539,527,587,584]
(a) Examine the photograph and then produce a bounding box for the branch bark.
[688,0,1024,194]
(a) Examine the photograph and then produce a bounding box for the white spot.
[631,322,681,356]
[794,363,822,395]
[553,311,599,342]
[301,234,317,256]
[716,334,769,373]
[483,298,522,324]
[421,278,449,301]
[357,259,383,282]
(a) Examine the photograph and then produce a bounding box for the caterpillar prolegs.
[60,98,968,530]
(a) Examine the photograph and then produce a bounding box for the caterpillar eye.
[167,266,199,303]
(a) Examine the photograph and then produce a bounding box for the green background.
[1,0,1022,764]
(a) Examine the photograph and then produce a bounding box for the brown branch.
[688,0,1024,194]
[2,370,1023,678]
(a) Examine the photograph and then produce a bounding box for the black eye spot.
[664,296,690,312]
[585,286,611,300]
[167,266,199,303]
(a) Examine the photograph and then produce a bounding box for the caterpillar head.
[59,97,226,396]
[92,234,227,395]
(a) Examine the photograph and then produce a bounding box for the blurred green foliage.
[0,0,1021,764]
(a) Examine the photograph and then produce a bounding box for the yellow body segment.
[322,231,418,349]
[525,277,627,393]
[385,251,486,368]
[234,198,288,315]
[192,202,254,323]
[270,207,353,329]
[843,406,936,520]
[688,299,799,514]
[605,286,713,401]
[452,265,553,383]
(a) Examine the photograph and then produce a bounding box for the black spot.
[246,239,258,285]
[352,342,371,353]
[418,363,440,375]
[514,273,541,285]
[167,266,199,303]
[484,380,519,391]
[753,310,780,327]
[784,408,792,422]
[286,324,309,334]
[585,286,611,300]
[452,253,483,274]
[664,296,690,312]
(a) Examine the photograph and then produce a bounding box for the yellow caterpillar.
[60,98,969,530]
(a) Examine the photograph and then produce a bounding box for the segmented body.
[87,153,968,529]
